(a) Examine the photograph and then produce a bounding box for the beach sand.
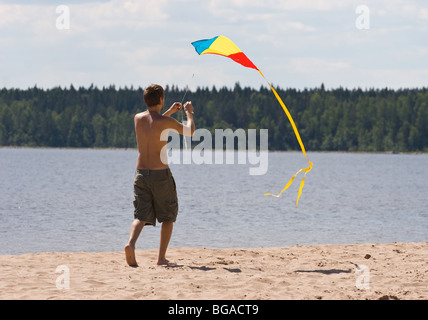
[0,242,426,300]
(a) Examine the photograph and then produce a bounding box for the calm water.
[0,148,427,255]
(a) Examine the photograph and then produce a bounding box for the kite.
[191,35,313,206]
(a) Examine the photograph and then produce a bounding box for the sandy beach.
[0,242,426,300]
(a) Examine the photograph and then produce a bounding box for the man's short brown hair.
[143,84,164,107]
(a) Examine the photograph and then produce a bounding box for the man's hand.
[183,101,195,136]
[170,102,182,113]
[183,101,194,115]
[163,102,182,116]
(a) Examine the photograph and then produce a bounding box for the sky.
[0,0,427,91]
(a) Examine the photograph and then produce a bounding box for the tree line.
[0,84,427,152]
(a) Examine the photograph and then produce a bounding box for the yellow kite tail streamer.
[258,70,313,207]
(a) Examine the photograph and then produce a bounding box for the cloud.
[418,8,428,20]
[0,0,169,33]
[68,0,169,33]
[0,0,109,4]
[208,0,347,12]
[289,57,351,75]
[1,0,427,89]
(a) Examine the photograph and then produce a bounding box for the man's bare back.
[135,110,172,170]
[135,100,194,170]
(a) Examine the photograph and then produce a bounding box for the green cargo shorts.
[133,168,178,226]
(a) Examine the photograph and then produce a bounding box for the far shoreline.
[1,145,427,155]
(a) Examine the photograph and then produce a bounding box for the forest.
[0,84,427,152]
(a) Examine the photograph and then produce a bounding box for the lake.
[0,148,427,254]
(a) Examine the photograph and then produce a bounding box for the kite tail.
[258,69,313,206]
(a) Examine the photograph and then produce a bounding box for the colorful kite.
[191,35,313,206]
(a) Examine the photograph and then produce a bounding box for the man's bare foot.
[125,244,138,267]
[157,258,177,266]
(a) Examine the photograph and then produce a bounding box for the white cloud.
[268,0,347,11]
[0,4,47,27]
[206,0,347,24]
[289,57,351,75]
[208,0,347,12]
[68,0,169,33]
[0,0,170,35]
[268,20,317,35]
[417,8,428,20]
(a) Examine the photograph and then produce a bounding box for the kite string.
[180,74,195,152]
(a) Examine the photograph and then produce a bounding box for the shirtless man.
[125,84,195,267]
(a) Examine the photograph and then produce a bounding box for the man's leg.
[157,221,175,265]
[125,219,145,266]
